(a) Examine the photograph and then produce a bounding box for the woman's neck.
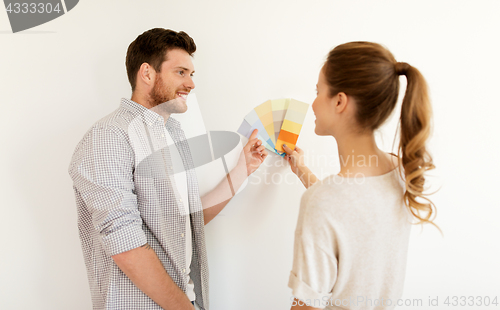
[335,132,394,177]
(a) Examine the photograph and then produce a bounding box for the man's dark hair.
[126,28,196,91]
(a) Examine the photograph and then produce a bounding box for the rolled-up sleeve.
[288,202,338,305]
[69,126,146,256]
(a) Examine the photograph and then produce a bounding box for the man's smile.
[177,91,189,100]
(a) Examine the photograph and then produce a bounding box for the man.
[69,28,267,310]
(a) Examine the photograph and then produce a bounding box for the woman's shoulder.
[301,167,406,220]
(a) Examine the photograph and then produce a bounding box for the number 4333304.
[6,3,62,14]
[444,296,498,307]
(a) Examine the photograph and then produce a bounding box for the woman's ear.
[334,92,349,113]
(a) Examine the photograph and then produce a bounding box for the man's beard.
[150,74,175,107]
[149,74,188,114]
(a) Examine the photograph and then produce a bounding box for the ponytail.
[397,63,439,231]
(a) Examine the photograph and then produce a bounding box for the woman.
[283,42,437,310]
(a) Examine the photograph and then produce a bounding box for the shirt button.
[181,233,185,237]
[161,134,165,137]
[182,268,186,273]
[179,199,182,202]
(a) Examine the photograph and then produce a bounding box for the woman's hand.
[283,144,318,188]
[283,144,305,176]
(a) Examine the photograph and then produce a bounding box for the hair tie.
[395,62,410,75]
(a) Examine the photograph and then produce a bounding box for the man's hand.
[112,244,195,310]
[243,129,268,175]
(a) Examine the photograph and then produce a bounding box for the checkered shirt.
[68,98,209,310]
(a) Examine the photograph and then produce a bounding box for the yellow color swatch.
[280,119,302,134]
[254,100,275,144]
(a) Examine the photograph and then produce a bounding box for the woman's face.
[312,67,337,136]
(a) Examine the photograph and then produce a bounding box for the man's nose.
[185,76,195,90]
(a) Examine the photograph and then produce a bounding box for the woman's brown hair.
[324,42,438,229]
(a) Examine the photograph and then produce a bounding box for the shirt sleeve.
[288,199,338,304]
[69,126,147,256]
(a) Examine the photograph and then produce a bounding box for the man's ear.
[137,63,155,88]
[335,92,349,113]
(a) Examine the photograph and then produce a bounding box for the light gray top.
[288,167,413,310]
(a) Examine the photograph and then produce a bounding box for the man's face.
[149,48,195,113]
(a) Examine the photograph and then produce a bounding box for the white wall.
[1,1,499,309]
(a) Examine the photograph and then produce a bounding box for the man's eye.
[178,71,184,76]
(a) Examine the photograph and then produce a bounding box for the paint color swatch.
[238,98,309,156]
[254,100,275,145]
[274,99,309,155]
[237,110,275,152]
[271,99,290,144]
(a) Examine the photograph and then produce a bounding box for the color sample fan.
[237,98,309,156]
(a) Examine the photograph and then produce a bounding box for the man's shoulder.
[68,103,138,174]
[70,102,140,155]
[91,102,139,134]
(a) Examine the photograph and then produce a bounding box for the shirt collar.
[120,98,182,129]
